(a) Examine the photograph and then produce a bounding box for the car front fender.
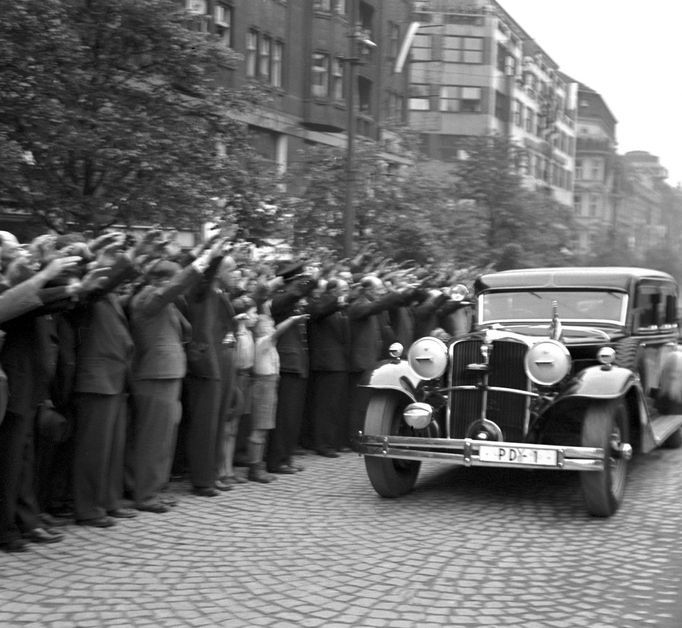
[557,365,640,401]
[361,359,422,403]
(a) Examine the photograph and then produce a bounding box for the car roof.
[475,267,675,293]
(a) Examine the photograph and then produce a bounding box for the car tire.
[363,392,421,498]
[580,399,629,517]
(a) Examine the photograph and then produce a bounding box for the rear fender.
[362,359,421,403]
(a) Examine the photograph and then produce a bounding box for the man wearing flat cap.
[265,260,314,474]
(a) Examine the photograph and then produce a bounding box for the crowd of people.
[0,228,472,553]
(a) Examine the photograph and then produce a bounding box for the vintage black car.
[356,267,682,517]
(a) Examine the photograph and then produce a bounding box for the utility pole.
[343,0,359,259]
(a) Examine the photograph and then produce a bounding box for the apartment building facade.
[407,0,576,206]
[186,0,411,171]
[572,83,618,257]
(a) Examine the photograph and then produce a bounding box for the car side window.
[634,282,678,332]
[634,285,660,330]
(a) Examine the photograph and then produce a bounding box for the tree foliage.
[278,132,576,272]
[0,0,275,233]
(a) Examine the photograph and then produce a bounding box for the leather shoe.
[24,527,63,544]
[271,464,297,474]
[108,508,138,519]
[317,449,340,458]
[192,487,220,497]
[77,516,116,528]
[219,474,248,485]
[214,479,233,492]
[1,538,28,553]
[39,512,69,527]
[136,502,169,514]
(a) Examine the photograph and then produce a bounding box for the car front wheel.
[363,392,421,497]
[580,399,630,517]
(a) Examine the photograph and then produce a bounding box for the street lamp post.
[342,0,375,258]
[343,52,357,258]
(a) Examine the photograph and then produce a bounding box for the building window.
[412,33,431,61]
[334,0,346,14]
[495,90,509,121]
[589,194,599,217]
[409,84,430,111]
[388,23,400,58]
[246,30,258,77]
[575,158,583,180]
[443,36,484,63]
[331,57,344,100]
[440,86,482,113]
[496,43,508,73]
[358,76,372,112]
[590,160,601,180]
[525,108,535,133]
[312,52,329,98]
[259,35,271,81]
[214,3,232,47]
[313,0,331,10]
[272,41,283,88]
[513,99,523,126]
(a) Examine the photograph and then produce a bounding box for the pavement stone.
[2,448,682,627]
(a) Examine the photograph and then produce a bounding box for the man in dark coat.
[180,247,237,497]
[307,278,350,456]
[0,242,100,552]
[69,243,140,528]
[266,262,314,474]
[346,275,405,446]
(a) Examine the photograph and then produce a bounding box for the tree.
[0,0,274,234]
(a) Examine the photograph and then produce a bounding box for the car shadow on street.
[402,455,650,519]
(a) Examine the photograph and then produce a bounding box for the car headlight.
[407,336,448,380]
[403,402,433,429]
[524,339,571,386]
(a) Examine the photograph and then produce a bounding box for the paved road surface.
[1,446,681,627]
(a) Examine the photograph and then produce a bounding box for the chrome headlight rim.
[524,338,572,386]
[407,336,449,380]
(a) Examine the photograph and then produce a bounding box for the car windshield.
[478,290,628,326]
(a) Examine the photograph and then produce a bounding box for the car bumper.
[357,433,606,472]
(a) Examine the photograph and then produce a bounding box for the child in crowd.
[247,305,309,483]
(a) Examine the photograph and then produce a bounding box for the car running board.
[645,414,682,452]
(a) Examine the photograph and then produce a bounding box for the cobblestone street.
[2,446,681,627]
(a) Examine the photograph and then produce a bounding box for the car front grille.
[449,338,530,441]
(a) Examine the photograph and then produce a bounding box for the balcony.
[576,137,614,153]
[301,99,347,133]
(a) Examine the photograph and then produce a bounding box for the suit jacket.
[347,291,403,373]
[70,294,134,395]
[271,278,315,377]
[0,277,46,323]
[178,257,235,381]
[308,293,349,372]
[0,284,73,416]
[68,255,139,396]
[129,265,198,380]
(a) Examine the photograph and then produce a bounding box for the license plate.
[479,445,558,466]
